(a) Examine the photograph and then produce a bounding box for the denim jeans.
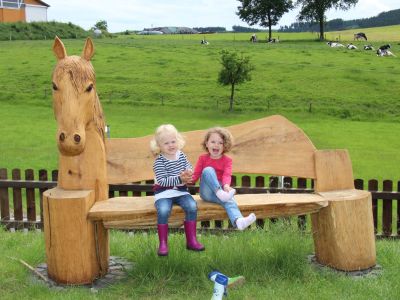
[199,167,242,226]
[155,194,197,224]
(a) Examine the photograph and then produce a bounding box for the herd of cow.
[326,32,396,57]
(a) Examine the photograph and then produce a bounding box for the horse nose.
[74,134,81,144]
[59,132,65,142]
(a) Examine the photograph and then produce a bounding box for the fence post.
[0,169,10,226]
[39,169,48,226]
[368,179,378,234]
[25,169,36,229]
[398,181,400,236]
[382,180,393,237]
[255,176,265,228]
[297,178,307,230]
[12,169,23,230]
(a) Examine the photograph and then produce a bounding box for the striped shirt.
[153,150,192,188]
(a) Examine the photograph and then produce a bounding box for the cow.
[363,45,374,50]
[327,41,344,47]
[377,44,395,56]
[354,32,367,41]
[250,34,257,43]
[268,37,279,43]
[347,43,358,50]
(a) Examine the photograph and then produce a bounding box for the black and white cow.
[363,45,374,50]
[327,41,344,48]
[376,44,395,57]
[346,43,358,50]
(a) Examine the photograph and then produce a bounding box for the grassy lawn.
[0,224,399,299]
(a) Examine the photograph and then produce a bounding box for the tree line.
[236,0,395,41]
[279,8,400,32]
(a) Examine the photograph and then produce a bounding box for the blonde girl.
[150,124,204,256]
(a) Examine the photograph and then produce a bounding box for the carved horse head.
[52,37,105,156]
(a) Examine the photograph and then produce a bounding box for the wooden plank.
[38,169,47,224]
[106,115,317,184]
[12,169,23,221]
[25,169,36,224]
[0,168,10,222]
[255,176,265,228]
[369,179,378,233]
[297,178,307,230]
[398,181,400,236]
[314,150,355,192]
[88,193,328,228]
[382,180,393,237]
[12,169,23,230]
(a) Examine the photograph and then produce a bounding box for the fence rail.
[0,168,399,238]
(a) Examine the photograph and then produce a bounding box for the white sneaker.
[236,213,256,230]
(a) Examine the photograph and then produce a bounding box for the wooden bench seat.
[88,193,329,228]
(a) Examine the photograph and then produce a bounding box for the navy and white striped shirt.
[153,151,192,188]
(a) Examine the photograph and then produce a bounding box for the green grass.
[1,104,399,182]
[1,224,399,299]
[0,29,399,182]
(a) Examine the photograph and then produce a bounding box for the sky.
[43,0,399,32]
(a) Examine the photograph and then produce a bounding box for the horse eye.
[52,82,58,91]
[85,83,94,92]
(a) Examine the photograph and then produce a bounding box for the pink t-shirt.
[192,153,232,186]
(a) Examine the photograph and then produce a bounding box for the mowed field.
[0,28,399,183]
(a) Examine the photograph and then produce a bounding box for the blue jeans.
[199,167,242,226]
[155,194,197,224]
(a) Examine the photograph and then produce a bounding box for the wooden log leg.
[311,191,376,271]
[43,187,109,284]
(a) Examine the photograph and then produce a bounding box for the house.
[0,0,49,23]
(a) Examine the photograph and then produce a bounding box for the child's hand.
[223,184,233,192]
[180,169,193,184]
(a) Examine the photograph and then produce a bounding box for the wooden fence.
[0,168,399,238]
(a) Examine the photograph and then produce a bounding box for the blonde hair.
[202,127,234,153]
[150,124,185,155]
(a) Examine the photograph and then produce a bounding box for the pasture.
[0,30,399,181]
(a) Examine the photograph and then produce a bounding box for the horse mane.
[94,92,106,142]
[53,56,105,142]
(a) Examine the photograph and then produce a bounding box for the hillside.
[280,8,400,32]
[0,21,89,41]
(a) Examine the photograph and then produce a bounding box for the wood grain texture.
[88,193,327,228]
[314,150,355,192]
[106,115,317,184]
[312,189,376,271]
[43,188,100,284]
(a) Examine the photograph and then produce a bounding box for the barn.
[0,0,49,23]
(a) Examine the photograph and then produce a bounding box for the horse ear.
[82,37,94,61]
[53,36,67,60]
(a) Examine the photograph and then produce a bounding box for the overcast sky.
[44,0,399,32]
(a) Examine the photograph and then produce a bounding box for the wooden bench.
[89,115,375,269]
[42,39,375,285]
[44,115,376,284]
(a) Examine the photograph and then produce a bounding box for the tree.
[93,20,108,32]
[237,0,293,41]
[296,0,358,40]
[218,50,254,111]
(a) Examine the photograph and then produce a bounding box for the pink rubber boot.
[157,224,169,256]
[184,221,205,251]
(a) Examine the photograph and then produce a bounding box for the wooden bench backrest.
[106,115,317,184]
